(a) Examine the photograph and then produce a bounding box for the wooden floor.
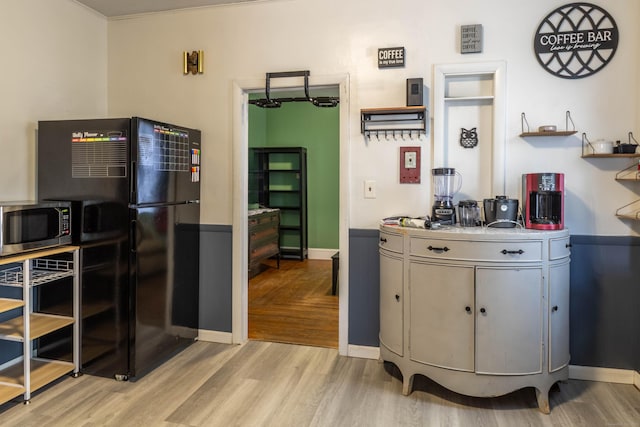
[249,258,338,348]
[1,340,639,426]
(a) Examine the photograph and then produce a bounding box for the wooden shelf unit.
[250,148,308,260]
[0,246,79,406]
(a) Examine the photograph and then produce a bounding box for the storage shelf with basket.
[0,246,79,406]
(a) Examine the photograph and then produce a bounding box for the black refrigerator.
[37,117,201,380]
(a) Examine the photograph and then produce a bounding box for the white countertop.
[380,223,569,241]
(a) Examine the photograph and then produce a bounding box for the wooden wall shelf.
[519,111,576,138]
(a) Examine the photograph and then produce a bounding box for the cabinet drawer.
[249,225,278,243]
[549,237,571,260]
[379,231,403,254]
[248,212,279,228]
[410,237,542,262]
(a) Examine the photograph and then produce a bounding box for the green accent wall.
[249,101,339,250]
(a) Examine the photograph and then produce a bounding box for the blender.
[431,167,462,224]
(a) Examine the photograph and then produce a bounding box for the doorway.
[231,75,350,354]
[247,87,339,348]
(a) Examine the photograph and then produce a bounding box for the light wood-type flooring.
[1,340,639,426]
[249,258,338,348]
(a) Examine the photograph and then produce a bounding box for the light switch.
[364,180,376,199]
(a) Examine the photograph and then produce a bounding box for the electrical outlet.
[364,180,376,199]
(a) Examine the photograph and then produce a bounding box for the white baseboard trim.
[569,365,637,385]
[198,329,233,344]
[348,344,379,360]
[308,248,339,260]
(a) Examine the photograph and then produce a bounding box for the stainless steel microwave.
[0,201,71,256]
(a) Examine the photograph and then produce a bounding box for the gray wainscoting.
[200,226,639,374]
[199,224,233,332]
[569,235,640,371]
[348,229,381,347]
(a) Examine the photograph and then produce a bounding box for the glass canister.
[458,200,480,227]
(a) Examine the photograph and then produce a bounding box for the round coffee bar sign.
[534,3,618,79]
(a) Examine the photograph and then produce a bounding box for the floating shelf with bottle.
[581,132,640,158]
[519,111,577,137]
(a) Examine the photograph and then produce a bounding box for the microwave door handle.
[58,208,64,236]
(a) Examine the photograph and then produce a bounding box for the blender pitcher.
[431,167,462,224]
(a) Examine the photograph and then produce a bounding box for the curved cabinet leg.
[535,387,550,414]
[402,373,414,396]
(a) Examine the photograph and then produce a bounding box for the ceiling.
[75,0,259,17]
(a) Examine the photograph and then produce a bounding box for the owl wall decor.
[460,127,478,148]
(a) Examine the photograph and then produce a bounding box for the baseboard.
[198,329,233,344]
[348,344,379,360]
[569,365,637,384]
[634,370,640,391]
[308,248,338,260]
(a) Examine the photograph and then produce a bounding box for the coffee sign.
[534,3,618,79]
[378,47,405,68]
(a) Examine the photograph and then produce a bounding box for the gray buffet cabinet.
[379,224,570,413]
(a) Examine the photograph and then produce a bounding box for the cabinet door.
[379,250,404,356]
[409,261,475,372]
[549,261,570,372]
[475,267,543,375]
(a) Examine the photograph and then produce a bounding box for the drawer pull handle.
[566,243,572,248]
[552,305,559,312]
[501,249,524,255]
[428,245,450,252]
[480,307,487,314]
[465,306,471,313]
[380,238,388,243]
[395,294,400,302]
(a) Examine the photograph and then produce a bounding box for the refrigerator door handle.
[130,160,137,203]
[130,219,140,253]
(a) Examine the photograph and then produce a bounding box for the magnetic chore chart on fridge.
[71,130,128,178]
[139,125,191,172]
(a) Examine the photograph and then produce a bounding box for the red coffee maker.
[522,173,564,230]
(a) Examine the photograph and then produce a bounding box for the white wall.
[0,1,108,201]
[103,0,637,236]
